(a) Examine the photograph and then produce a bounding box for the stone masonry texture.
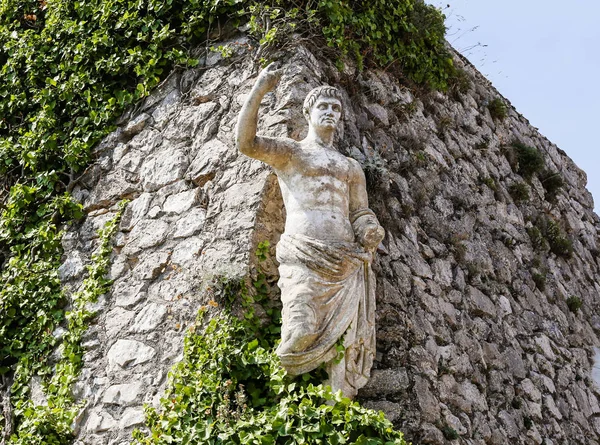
[55,37,600,445]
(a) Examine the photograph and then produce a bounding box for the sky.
[426,0,600,213]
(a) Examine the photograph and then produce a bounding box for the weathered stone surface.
[360,368,410,398]
[86,411,117,433]
[59,253,86,281]
[172,207,206,239]
[362,400,403,422]
[130,303,168,333]
[120,193,153,231]
[119,407,146,429]
[107,340,156,368]
[102,381,143,405]
[141,144,189,192]
[57,40,600,445]
[186,138,231,186]
[162,189,199,215]
[105,308,135,338]
[467,286,496,318]
[123,219,170,254]
[113,281,147,308]
[414,376,440,423]
[132,251,170,280]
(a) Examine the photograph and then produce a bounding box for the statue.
[236,63,385,399]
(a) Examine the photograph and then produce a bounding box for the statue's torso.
[275,142,356,242]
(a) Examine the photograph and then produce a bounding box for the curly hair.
[302,85,343,118]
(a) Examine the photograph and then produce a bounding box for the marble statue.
[236,63,385,399]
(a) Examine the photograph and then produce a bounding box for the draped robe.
[275,233,376,396]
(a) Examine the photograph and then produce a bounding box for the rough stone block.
[120,407,146,429]
[141,144,189,192]
[130,303,168,333]
[467,286,497,318]
[173,207,206,239]
[359,368,410,398]
[102,381,143,405]
[107,340,156,368]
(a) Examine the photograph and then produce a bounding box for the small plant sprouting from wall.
[532,272,546,292]
[541,171,565,201]
[509,182,530,203]
[509,142,545,179]
[481,177,497,191]
[567,296,583,313]
[528,216,573,259]
[527,226,548,252]
[449,67,471,99]
[442,425,459,440]
[503,142,565,203]
[487,98,507,121]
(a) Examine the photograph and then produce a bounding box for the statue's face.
[308,96,342,130]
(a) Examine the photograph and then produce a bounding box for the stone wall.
[59,38,600,444]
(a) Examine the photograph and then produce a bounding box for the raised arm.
[236,63,296,169]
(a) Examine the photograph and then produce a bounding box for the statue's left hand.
[359,223,385,251]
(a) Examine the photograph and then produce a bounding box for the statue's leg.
[279,299,318,354]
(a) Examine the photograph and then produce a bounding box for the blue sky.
[426,0,600,213]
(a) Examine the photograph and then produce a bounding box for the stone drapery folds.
[275,233,376,399]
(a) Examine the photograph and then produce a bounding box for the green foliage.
[527,226,547,252]
[549,235,573,258]
[132,282,407,445]
[529,216,573,259]
[314,0,452,89]
[255,240,271,263]
[481,177,496,191]
[541,170,565,202]
[448,67,471,98]
[6,201,125,444]
[0,191,82,376]
[509,142,545,179]
[0,0,244,382]
[487,98,507,121]
[543,219,573,259]
[566,296,582,313]
[508,182,530,203]
[532,272,546,292]
[442,425,458,440]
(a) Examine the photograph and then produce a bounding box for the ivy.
[132,247,406,444]
[5,200,126,445]
[132,281,407,445]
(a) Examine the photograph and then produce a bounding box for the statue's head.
[303,86,343,131]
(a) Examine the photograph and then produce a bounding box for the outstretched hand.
[255,62,283,93]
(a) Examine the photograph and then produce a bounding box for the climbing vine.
[131,278,407,445]
[4,200,126,444]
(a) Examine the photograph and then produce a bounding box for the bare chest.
[285,149,353,182]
